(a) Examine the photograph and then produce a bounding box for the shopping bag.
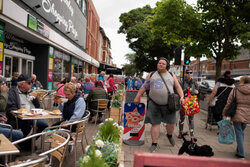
[217,120,235,144]
[182,89,200,116]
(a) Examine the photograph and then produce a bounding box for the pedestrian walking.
[134,57,184,153]
[222,76,250,159]
[207,71,235,122]
[178,68,199,140]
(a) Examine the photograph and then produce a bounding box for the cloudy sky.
[92,0,197,68]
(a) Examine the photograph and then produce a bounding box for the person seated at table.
[5,74,48,137]
[0,77,23,142]
[0,115,24,141]
[82,77,94,95]
[31,74,43,90]
[55,83,86,129]
[87,80,108,123]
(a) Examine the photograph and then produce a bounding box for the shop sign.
[37,20,49,38]
[27,14,37,31]
[22,0,87,47]
[49,46,54,58]
[48,69,53,81]
[0,22,4,42]
[0,0,2,14]
[28,14,50,38]
[4,32,33,55]
[49,58,53,69]
[0,62,2,75]
[48,81,53,92]
[0,42,3,61]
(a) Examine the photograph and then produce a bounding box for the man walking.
[134,57,184,153]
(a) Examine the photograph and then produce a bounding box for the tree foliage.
[148,0,250,80]
[118,5,174,73]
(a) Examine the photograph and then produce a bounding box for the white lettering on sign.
[42,0,78,38]
[4,42,31,55]
[60,0,74,16]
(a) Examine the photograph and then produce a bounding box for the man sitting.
[6,74,48,137]
[0,77,23,141]
[87,81,108,123]
[55,83,86,129]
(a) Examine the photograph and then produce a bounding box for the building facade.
[190,49,250,79]
[0,0,99,90]
[86,0,99,74]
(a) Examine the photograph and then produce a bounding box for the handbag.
[209,87,229,107]
[217,120,235,144]
[158,72,180,113]
[225,88,237,118]
[182,89,200,116]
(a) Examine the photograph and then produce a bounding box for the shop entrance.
[3,49,34,86]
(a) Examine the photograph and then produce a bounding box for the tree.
[118,5,174,72]
[149,0,250,80]
[195,0,250,80]
[122,53,142,77]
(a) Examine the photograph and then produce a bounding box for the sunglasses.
[186,72,193,74]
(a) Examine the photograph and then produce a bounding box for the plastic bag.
[217,120,235,144]
[182,89,200,116]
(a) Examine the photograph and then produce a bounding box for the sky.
[92,0,197,68]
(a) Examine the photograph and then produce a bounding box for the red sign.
[48,69,53,81]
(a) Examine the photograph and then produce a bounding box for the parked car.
[198,80,215,100]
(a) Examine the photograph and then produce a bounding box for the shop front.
[0,0,99,90]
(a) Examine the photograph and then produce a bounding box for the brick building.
[86,0,100,74]
[190,49,250,79]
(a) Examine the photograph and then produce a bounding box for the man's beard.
[157,68,167,73]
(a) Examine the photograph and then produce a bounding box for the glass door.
[27,60,33,77]
[4,56,12,78]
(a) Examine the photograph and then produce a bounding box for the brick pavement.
[121,96,250,167]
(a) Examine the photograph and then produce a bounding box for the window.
[224,64,227,69]
[249,62,250,68]
[76,0,82,8]
[82,0,87,16]
[234,63,237,69]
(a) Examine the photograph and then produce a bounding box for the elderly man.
[134,57,184,153]
[56,83,86,122]
[31,74,43,89]
[6,74,48,137]
[0,77,23,141]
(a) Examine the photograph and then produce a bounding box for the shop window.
[4,56,12,78]
[13,57,19,75]
[63,54,70,79]
[224,64,227,69]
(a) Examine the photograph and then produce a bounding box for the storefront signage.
[0,22,4,42]
[48,69,53,81]
[4,32,33,55]
[49,46,54,58]
[27,14,37,31]
[49,58,53,69]
[0,62,2,75]
[37,20,49,38]
[27,14,50,38]
[22,0,87,48]
[0,42,3,61]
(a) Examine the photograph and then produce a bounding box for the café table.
[11,110,62,153]
[0,134,20,164]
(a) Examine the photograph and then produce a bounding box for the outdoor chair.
[11,130,70,167]
[90,99,109,124]
[0,122,13,141]
[43,110,90,166]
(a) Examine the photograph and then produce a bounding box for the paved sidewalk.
[121,96,250,167]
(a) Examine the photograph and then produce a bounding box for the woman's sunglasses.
[186,72,193,74]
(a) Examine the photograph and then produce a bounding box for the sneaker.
[178,134,182,139]
[148,145,158,153]
[167,135,175,146]
[235,153,245,159]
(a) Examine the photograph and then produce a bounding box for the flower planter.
[110,107,122,123]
